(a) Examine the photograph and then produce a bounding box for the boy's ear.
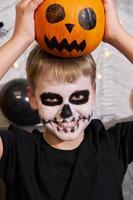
[92,82,96,105]
[26,86,38,110]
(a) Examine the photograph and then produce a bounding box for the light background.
[0,0,133,199]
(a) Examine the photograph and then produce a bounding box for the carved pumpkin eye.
[46,3,65,24]
[78,8,96,30]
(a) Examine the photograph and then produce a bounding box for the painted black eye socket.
[40,92,63,106]
[78,8,96,30]
[46,3,65,24]
[69,90,89,105]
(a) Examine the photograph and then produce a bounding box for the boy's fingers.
[17,0,43,11]
[102,0,115,10]
[28,0,44,11]
[32,0,44,7]
[18,0,33,6]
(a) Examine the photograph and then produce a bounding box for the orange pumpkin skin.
[35,0,105,58]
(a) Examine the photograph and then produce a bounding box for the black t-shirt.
[0,119,133,200]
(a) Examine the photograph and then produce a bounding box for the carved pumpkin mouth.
[44,36,86,52]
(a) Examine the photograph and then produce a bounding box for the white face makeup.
[34,75,95,141]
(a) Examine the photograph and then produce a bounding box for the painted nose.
[60,104,72,119]
[65,23,75,33]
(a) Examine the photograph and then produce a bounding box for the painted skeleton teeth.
[60,127,75,134]
[52,115,90,133]
[57,120,77,128]
[71,128,74,132]
[56,119,80,133]
[63,128,68,133]
[57,127,60,132]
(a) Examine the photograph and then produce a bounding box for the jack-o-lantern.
[35,0,105,58]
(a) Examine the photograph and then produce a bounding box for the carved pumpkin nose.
[60,104,73,118]
[65,23,75,33]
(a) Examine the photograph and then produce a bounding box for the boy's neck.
[43,130,85,150]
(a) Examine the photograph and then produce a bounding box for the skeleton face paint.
[35,75,95,141]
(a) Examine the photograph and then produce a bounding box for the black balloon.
[0,79,40,126]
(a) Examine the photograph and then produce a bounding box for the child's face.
[30,75,96,141]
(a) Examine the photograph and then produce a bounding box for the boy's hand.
[12,0,43,44]
[102,0,122,44]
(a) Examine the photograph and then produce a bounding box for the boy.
[1,43,133,200]
[1,48,98,199]
[0,0,133,200]
[2,43,133,200]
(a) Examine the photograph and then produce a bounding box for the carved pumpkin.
[35,0,105,58]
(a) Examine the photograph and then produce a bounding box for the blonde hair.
[26,45,96,92]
